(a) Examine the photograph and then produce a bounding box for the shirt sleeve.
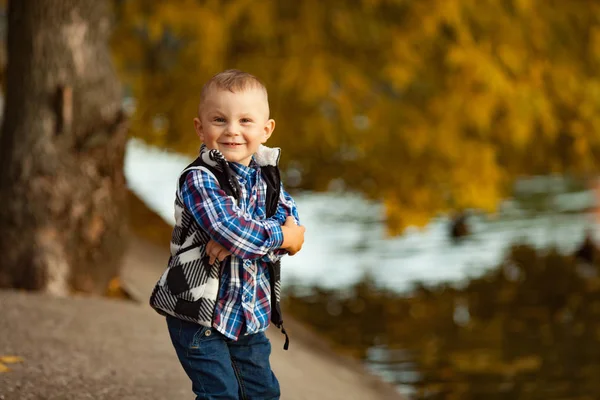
[181,168,284,260]
[261,183,301,263]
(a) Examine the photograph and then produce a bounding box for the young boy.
[150,69,305,400]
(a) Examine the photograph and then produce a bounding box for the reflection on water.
[285,243,600,399]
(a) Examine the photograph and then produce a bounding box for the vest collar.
[254,145,281,167]
[199,144,281,169]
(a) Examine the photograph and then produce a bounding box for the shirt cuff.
[263,219,284,250]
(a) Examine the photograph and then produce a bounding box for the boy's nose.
[225,123,241,135]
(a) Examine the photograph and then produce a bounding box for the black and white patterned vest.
[149,144,289,349]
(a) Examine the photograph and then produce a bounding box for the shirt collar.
[228,158,259,181]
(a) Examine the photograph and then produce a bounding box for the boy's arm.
[261,185,302,262]
[181,169,284,260]
[273,185,300,226]
[208,215,303,264]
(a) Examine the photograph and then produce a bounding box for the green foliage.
[111,0,600,234]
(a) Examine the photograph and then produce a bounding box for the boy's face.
[194,88,275,166]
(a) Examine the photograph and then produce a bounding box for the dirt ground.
[0,236,402,400]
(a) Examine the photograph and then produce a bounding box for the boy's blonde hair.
[199,69,269,112]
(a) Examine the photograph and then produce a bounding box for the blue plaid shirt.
[181,159,299,340]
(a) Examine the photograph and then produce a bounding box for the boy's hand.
[281,216,305,255]
[206,239,232,265]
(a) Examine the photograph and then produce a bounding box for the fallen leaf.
[0,356,23,364]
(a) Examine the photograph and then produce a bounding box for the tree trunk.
[0,0,128,295]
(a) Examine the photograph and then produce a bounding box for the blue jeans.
[166,315,280,400]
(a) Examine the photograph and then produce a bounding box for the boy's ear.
[262,119,275,143]
[193,117,204,141]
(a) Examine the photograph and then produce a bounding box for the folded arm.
[261,184,301,263]
[181,169,284,260]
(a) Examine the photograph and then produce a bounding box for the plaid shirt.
[181,159,299,340]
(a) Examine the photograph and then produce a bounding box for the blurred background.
[1,0,600,399]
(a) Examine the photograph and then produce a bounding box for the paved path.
[0,237,402,400]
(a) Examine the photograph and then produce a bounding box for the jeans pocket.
[167,316,218,351]
[189,324,223,352]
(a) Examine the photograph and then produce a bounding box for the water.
[124,138,599,293]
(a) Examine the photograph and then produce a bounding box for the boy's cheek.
[202,137,218,149]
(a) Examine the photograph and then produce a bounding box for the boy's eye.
[214,117,225,123]
[240,118,252,123]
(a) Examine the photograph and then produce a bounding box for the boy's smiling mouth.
[220,142,245,147]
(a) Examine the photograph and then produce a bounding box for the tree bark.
[0,0,128,295]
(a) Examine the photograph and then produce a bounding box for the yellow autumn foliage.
[111,0,600,234]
